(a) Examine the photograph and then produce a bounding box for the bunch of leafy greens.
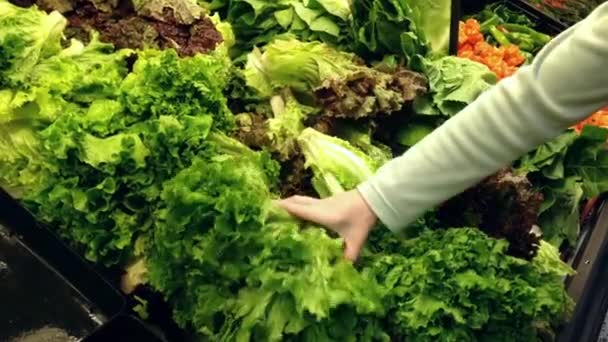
[290,126,573,338]
[0,2,580,341]
[0,0,66,87]
[517,126,608,247]
[146,128,573,340]
[146,134,387,341]
[32,0,224,56]
[200,0,352,57]
[0,1,234,264]
[414,56,498,116]
[0,34,132,196]
[350,0,453,64]
[438,168,544,260]
[245,38,427,119]
[359,227,574,341]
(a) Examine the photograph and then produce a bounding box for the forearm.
[359,4,608,231]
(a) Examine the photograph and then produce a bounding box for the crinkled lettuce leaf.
[0,0,67,87]
[414,56,497,116]
[147,140,386,341]
[360,228,573,341]
[245,39,426,118]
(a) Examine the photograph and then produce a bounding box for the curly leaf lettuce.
[147,140,385,341]
[361,228,573,340]
[0,0,67,87]
[245,39,426,118]
[5,44,232,265]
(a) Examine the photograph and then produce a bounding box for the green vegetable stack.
[1,0,605,341]
[475,3,552,55]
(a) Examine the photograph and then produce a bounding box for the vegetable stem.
[502,24,551,44]
[489,26,511,46]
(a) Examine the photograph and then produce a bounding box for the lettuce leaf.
[414,56,498,116]
[360,228,574,341]
[518,126,608,247]
[147,138,386,341]
[245,38,427,119]
[0,0,66,86]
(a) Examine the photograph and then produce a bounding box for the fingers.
[279,199,330,226]
[281,195,317,206]
[278,193,372,262]
[342,225,370,262]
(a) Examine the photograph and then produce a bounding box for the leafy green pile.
[517,126,608,248]
[144,129,573,340]
[245,39,427,119]
[201,0,352,57]
[0,0,234,264]
[27,0,224,55]
[201,0,453,63]
[147,137,387,341]
[361,228,574,341]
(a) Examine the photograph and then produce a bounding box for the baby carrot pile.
[458,19,526,79]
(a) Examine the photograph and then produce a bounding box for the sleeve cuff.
[357,180,405,232]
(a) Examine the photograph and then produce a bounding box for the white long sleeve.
[357,3,608,232]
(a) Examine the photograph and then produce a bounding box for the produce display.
[523,0,605,26]
[0,0,607,341]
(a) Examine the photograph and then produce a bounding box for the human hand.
[278,190,378,261]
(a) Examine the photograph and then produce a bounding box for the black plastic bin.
[0,189,125,341]
[84,315,166,342]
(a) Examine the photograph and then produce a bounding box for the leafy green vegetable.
[266,91,317,160]
[245,38,427,118]
[537,177,584,248]
[438,169,544,259]
[533,240,576,277]
[201,0,351,57]
[0,11,234,264]
[297,127,380,197]
[0,0,66,87]
[0,3,580,341]
[409,0,453,54]
[334,121,393,166]
[132,0,203,25]
[518,126,608,247]
[147,138,386,341]
[517,131,578,179]
[395,122,435,147]
[350,0,429,64]
[414,56,497,116]
[360,228,573,341]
